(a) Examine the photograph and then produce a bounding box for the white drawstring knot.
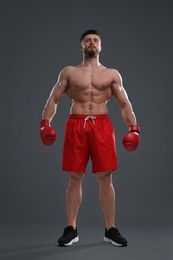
[84,115,96,128]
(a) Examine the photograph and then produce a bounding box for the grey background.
[1,0,173,259]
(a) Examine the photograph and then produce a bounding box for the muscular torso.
[65,65,114,115]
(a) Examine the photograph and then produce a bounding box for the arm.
[42,67,69,122]
[111,69,140,151]
[111,69,137,127]
[40,67,69,145]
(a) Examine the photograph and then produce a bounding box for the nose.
[90,39,95,44]
[90,41,95,46]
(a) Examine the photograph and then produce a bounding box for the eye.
[85,38,90,43]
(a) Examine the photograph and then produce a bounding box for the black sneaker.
[57,226,79,246]
[104,227,128,247]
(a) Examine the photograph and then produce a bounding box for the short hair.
[80,29,101,42]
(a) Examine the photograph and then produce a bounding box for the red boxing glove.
[123,125,140,152]
[40,119,56,145]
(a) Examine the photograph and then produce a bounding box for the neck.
[81,55,101,68]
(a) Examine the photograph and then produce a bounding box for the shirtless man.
[40,30,140,247]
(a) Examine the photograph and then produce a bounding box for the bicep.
[111,71,130,108]
[48,68,69,104]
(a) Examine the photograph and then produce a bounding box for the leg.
[66,172,84,228]
[96,171,116,230]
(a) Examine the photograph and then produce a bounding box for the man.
[40,29,140,247]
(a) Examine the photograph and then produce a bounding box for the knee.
[69,172,84,186]
[96,171,112,185]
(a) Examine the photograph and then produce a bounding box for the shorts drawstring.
[84,115,96,128]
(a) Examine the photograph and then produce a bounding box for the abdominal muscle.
[69,101,109,115]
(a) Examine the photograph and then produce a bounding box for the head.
[80,29,102,58]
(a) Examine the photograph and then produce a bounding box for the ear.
[80,43,84,51]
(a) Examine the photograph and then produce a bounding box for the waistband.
[69,114,109,119]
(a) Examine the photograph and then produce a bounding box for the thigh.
[62,119,89,173]
[90,118,118,173]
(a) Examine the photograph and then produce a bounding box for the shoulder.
[98,65,121,75]
[59,65,76,74]
[58,66,77,79]
[106,68,122,84]
[107,68,121,77]
[101,66,122,78]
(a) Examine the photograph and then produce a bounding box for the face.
[81,34,102,58]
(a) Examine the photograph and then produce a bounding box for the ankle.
[67,224,77,229]
[106,224,115,230]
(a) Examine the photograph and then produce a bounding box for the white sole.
[58,236,79,246]
[104,237,126,247]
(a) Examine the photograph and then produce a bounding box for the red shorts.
[62,115,118,173]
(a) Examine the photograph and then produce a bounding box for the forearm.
[42,98,58,122]
[121,103,137,127]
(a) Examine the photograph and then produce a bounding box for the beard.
[84,47,98,58]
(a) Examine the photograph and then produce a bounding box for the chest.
[68,69,113,91]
